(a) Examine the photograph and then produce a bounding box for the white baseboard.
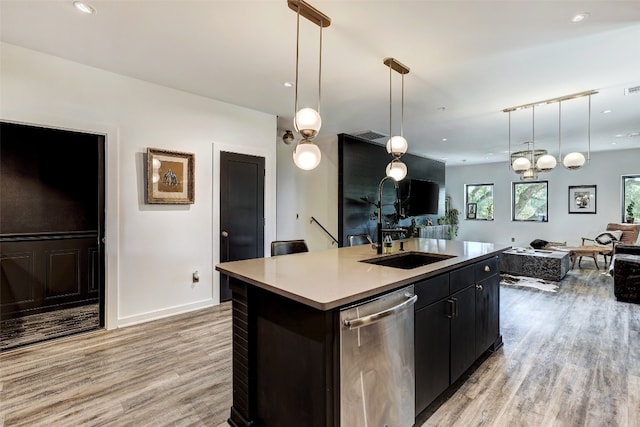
[116,299,217,328]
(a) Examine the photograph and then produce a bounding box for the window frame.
[464,183,494,221]
[622,174,640,223]
[512,180,548,222]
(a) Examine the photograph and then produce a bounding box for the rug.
[500,274,559,293]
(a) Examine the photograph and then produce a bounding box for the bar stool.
[270,239,309,256]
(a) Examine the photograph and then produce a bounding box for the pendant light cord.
[587,95,591,162]
[558,101,562,161]
[318,22,322,116]
[389,64,392,144]
[401,73,404,137]
[294,6,300,131]
[508,110,511,170]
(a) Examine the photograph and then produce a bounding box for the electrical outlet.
[192,271,199,283]
[511,237,515,242]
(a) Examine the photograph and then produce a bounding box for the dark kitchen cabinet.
[475,257,500,355]
[414,272,450,415]
[414,256,501,416]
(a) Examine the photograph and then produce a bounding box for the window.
[465,183,494,220]
[512,181,548,222]
[622,175,640,223]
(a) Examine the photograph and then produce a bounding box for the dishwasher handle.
[343,293,418,330]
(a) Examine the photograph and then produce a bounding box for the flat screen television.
[406,179,439,216]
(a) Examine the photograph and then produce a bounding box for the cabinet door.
[475,275,500,355]
[450,285,476,383]
[415,298,450,415]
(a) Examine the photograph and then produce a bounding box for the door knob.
[221,231,229,238]
[476,283,484,290]
[484,265,490,272]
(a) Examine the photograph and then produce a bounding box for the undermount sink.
[360,251,456,270]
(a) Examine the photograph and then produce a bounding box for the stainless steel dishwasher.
[340,285,417,427]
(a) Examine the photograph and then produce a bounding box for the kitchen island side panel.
[229,277,339,427]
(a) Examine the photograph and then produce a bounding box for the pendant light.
[288,0,330,171]
[504,90,597,178]
[562,95,591,169]
[383,57,410,181]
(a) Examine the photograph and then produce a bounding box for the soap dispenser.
[383,235,393,254]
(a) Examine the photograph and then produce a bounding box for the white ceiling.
[1,0,639,166]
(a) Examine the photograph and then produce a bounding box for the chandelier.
[504,90,597,180]
[288,0,331,171]
[383,57,410,181]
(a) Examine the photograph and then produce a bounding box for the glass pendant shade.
[293,140,321,170]
[386,135,408,157]
[522,168,538,180]
[385,159,408,181]
[536,154,557,172]
[294,107,322,140]
[563,152,586,169]
[512,157,531,173]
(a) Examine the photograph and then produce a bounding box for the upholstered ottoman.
[613,253,640,303]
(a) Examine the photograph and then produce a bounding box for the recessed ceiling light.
[601,109,612,114]
[442,138,447,142]
[73,1,96,14]
[283,81,294,88]
[611,142,617,145]
[615,134,625,138]
[571,12,590,23]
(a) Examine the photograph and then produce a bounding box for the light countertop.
[216,238,511,311]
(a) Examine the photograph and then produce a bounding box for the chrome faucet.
[376,176,401,254]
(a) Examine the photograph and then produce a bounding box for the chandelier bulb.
[386,135,408,157]
[512,157,531,173]
[293,140,321,171]
[563,152,586,170]
[294,108,322,140]
[536,154,557,172]
[385,159,408,181]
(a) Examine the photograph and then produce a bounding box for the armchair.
[580,223,640,267]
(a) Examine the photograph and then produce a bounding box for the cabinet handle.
[484,265,491,272]
[476,283,483,291]
[447,298,458,319]
[446,298,455,319]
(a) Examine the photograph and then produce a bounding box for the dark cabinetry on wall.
[338,133,446,246]
[414,256,501,416]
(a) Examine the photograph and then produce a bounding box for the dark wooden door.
[0,121,105,321]
[219,152,264,302]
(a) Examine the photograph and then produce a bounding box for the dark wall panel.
[338,133,446,246]
[0,122,100,234]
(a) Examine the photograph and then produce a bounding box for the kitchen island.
[216,238,510,427]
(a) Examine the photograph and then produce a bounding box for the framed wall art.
[146,148,195,204]
[466,202,477,219]
[568,185,596,214]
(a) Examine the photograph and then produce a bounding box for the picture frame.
[146,148,195,204]
[568,185,596,214]
[467,202,477,219]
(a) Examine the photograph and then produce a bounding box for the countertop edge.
[217,240,510,311]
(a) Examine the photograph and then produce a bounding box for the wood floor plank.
[1,266,640,426]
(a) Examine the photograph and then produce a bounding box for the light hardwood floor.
[1,262,639,426]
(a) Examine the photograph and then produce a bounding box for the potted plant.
[446,208,460,237]
[626,201,636,223]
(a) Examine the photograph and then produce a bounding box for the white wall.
[446,148,640,248]
[0,43,277,328]
[276,134,339,251]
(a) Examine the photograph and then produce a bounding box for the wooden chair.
[580,223,639,267]
[347,234,373,247]
[270,239,309,256]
